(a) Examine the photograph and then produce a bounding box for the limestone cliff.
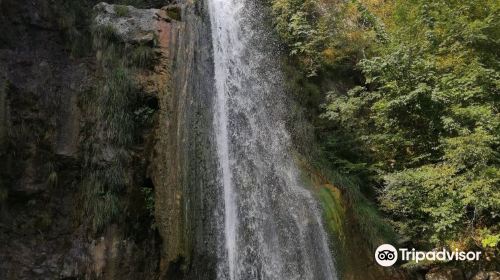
[0,1,167,279]
[0,0,223,277]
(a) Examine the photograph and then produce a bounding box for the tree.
[323,0,500,252]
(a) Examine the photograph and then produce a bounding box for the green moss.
[303,165,396,279]
[322,169,397,249]
[45,162,58,188]
[83,181,121,233]
[319,188,345,243]
[318,187,348,276]
[81,164,126,233]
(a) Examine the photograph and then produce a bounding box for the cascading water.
[207,0,338,279]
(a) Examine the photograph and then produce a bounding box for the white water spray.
[207,0,338,279]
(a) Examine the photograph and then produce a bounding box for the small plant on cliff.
[81,26,142,234]
[114,5,130,17]
[92,25,119,49]
[99,67,137,146]
[81,69,136,233]
[134,105,156,126]
[141,187,155,217]
[92,24,123,68]
[131,45,157,69]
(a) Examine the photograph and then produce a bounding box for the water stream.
[207,1,338,279]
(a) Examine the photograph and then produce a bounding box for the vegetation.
[131,45,157,69]
[114,5,130,17]
[81,67,136,233]
[46,162,59,189]
[81,24,157,234]
[320,165,396,246]
[141,187,155,218]
[271,0,388,76]
[54,0,155,56]
[271,0,500,266]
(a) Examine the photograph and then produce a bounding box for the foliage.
[82,63,137,233]
[81,24,158,234]
[134,105,156,125]
[270,0,499,265]
[478,228,500,248]
[321,0,500,251]
[271,0,389,76]
[311,157,397,249]
[327,170,396,247]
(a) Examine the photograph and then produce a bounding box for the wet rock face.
[0,29,91,280]
[94,2,172,44]
[145,1,221,278]
[0,1,164,279]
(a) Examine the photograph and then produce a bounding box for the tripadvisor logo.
[375,244,482,267]
[375,244,398,267]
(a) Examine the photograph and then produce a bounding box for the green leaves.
[479,228,500,248]
[271,0,499,253]
[321,0,500,249]
[271,0,386,75]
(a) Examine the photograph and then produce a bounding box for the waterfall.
[207,0,338,279]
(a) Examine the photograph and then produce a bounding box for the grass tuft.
[131,45,157,69]
[114,5,130,17]
[80,26,147,234]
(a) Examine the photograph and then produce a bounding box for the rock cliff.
[0,1,176,278]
